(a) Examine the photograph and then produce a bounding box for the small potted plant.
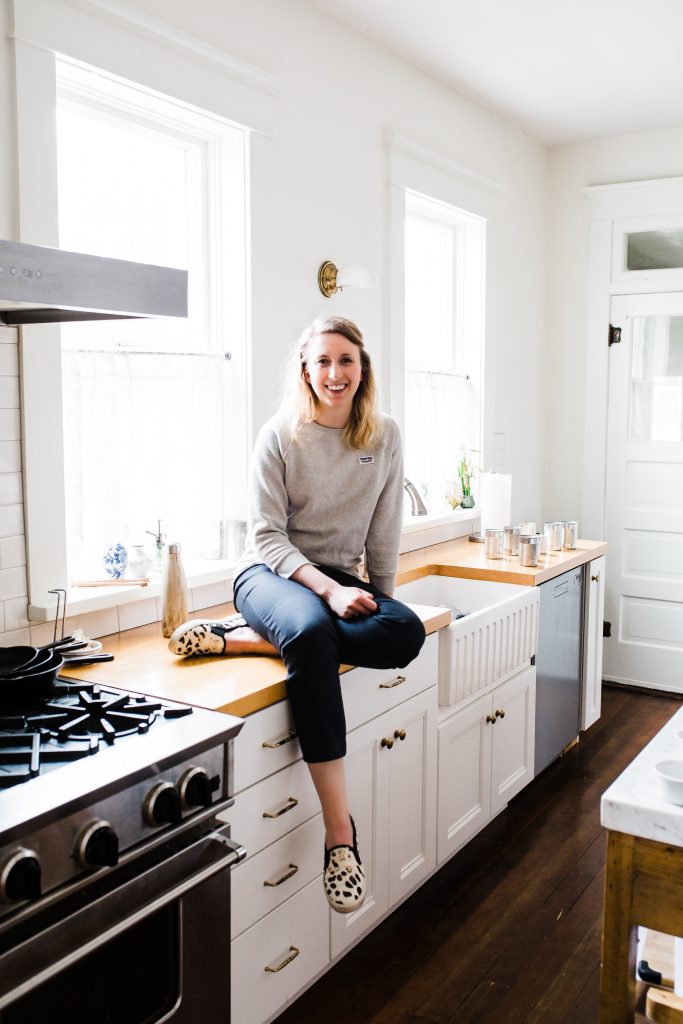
[458,450,476,509]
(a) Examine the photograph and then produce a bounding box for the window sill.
[28,511,479,623]
[28,559,240,623]
[401,507,477,534]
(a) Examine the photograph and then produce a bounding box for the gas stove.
[0,679,244,921]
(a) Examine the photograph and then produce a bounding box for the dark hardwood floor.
[275,685,681,1024]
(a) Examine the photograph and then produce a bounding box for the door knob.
[394,729,406,741]
[381,737,394,750]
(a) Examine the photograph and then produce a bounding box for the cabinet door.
[231,877,329,1024]
[437,693,492,864]
[490,666,536,817]
[330,712,390,959]
[581,555,605,730]
[387,688,437,905]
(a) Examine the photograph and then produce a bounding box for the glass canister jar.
[519,534,542,566]
[485,528,504,559]
[562,521,579,549]
[503,525,521,556]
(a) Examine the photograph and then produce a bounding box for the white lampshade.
[335,264,378,290]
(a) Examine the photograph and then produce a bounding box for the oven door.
[0,824,245,1023]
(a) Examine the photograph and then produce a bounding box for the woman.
[171,315,425,913]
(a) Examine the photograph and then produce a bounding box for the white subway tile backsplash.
[0,566,26,600]
[30,621,57,647]
[0,505,24,538]
[3,596,29,631]
[0,474,22,506]
[0,626,31,645]
[190,580,228,613]
[118,598,159,631]
[0,377,19,409]
[0,344,19,376]
[0,535,26,569]
[0,441,21,473]
[0,409,21,441]
[65,607,119,641]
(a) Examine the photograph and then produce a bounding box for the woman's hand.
[327,584,377,620]
[291,563,378,619]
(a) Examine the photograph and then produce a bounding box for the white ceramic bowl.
[654,760,683,805]
[677,730,683,755]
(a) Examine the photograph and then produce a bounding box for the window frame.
[14,31,256,616]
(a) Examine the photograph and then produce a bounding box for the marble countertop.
[601,705,683,846]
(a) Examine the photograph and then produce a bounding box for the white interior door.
[605,293,683,691]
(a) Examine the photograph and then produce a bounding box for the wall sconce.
[317,260,378,298]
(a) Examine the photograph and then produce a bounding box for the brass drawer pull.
[486,714,496,724]
[263,796,299,819]
[394,729,406,741]
[264,863,299,887]
[262,729,297,749]
[381,736,394,750]
[264,946,300,973]
[591,573,600,582]
[494,709,506,719]
[379,674,406,689]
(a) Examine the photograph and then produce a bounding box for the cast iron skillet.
[0,649,65,704]
[0,645,39,675]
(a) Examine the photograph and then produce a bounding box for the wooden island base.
[600,830,683,1023]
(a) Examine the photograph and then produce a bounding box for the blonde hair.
[285,316,383,450]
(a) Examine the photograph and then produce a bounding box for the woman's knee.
[387,605,426,667]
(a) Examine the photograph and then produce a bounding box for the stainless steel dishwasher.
[534,565,584,775]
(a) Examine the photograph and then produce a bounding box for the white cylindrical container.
[519,521,536,536]
[519,534,541,566]
[544,521,563,551]
[161,542,189,638]
[503,525,521,555]
[562,521,579,549]
[485,528,504,559]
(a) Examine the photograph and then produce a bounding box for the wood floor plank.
[273,687,680,1024]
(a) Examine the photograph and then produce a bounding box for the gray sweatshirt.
[237,413,404,595]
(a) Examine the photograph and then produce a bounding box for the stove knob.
[144,781,182,826]
[75,821,119,869]
[178,767,213,810]
[1,848,42,902]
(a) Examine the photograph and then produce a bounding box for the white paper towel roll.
[479,473,512,532]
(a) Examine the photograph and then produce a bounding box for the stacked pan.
[0,644,65,707]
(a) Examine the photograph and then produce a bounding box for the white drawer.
[231,814,324,939]
[220,759,319,856]
[233,699,301,794]
[231,876,329,1024]
[341,632,438,732]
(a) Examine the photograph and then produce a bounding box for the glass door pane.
[629,315,683,440]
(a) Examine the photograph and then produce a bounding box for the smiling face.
[303,332,363,426]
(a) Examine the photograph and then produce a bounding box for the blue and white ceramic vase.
[104,542,128,579]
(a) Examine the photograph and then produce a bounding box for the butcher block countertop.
[61,603,451,718]
[61,537,606,717]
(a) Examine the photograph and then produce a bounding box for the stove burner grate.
[0,684,193,787]
[0,729,99,788]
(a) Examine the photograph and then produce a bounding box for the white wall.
[0,0,548,641]
[546,126,683,530]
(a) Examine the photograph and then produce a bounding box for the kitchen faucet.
[404,477,427,516]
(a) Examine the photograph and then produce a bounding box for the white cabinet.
[437,665,535,864]
[331,686,437,958]
[224,633,438,1024]
[581,555,605,730]
[231,877,329,1024]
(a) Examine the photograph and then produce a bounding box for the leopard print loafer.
[323,818,366,914]
[168,614,247,656]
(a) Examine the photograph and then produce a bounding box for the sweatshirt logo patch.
[359,456,374,464]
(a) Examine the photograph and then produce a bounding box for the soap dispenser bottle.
[161,542,188,638]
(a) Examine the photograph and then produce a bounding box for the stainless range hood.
[0,238,187,326]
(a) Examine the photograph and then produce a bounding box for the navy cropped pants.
[233,563,426,763]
